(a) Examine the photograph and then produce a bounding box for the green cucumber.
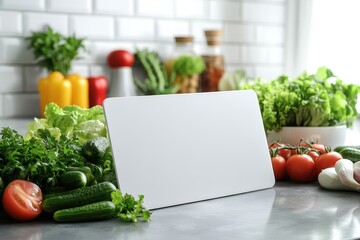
[42,182,117,213]
[339,148,360,163]
[53,201,116,222]
[82,137,109,164]
[60,171,87,190]
[66,166,96,186]
[334,145,360,152]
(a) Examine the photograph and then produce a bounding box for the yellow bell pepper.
[38,77,49,117]
[56,79,72,108]
[67,73,89,109]
[47,71,65,104]
[38,71,90,116]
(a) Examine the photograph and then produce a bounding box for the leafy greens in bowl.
[237,67,360,132]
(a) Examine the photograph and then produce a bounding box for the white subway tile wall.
[0,0,286,117]
[175,0,208,19]
[94,0,134,15]
[209,1,240,21]
[0,11,23,35]
[47,0,92,14]
[24,12,68,35]
[116,18,155,40]
[1,0,45,11]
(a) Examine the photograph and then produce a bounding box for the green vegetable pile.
[237,67,360,132]
[0,103,151,222]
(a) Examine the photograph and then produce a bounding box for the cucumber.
[334,145,360,152]
[42,182,117,213]
[53,201,116,222]
[82,137,109,164]
[66,166,96,186]
[60,171,87,190]
[339,148,360,163]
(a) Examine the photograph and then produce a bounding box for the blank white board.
[103,90,275,209]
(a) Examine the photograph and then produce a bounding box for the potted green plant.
[237,67,360,147]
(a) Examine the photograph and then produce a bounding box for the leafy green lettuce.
[238,67,360,132]
[25,103,107,144]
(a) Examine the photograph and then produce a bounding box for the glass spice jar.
[165,36,201,93]
[165,36,196,76]
[200,30,225,92]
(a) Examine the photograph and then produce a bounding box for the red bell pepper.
[87,76,108,107]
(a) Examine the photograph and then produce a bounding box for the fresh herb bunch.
[172,55,205,76]
[0,127,87,192]
[238,67,360,132]
[26,25,86,75]
[111,189,151,222]
[134,49,179,95]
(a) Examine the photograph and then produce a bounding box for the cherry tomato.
[286,154,315,182]
[268,143,292,160]
[314,151,343,178]
[2,180,43,221]
[271,156,287,181]
[107,50,134,68]
[310,143,326,154]
[300,143,326,154]
[307,150,319,161]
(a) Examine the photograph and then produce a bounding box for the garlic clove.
[353,161,360,183]
[318,167,354,191]
[335,159,360,191]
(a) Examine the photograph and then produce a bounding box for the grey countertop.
[0,118,359,240]
[1,182,360,240]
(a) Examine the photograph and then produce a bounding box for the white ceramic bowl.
[267,125,347,148]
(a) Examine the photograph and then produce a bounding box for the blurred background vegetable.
[134,49,178,95]
[172,55,205,93]
[88,76,108,107]
[26,25,85,75]
[237,67,360,132]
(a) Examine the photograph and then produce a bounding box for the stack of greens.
[237,67,360,132]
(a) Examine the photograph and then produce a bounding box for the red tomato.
[314,151,343,178]
[286,154,315,182]
[300,143,326,154]
[268,143,292,160]
[107,50,134,68]
[310,144,326,154]
[307,150,319,161]
[2,180,43,221]
[271,156,287,181]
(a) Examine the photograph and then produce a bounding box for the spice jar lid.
[174,36,194,43]
[204,30,223,46]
